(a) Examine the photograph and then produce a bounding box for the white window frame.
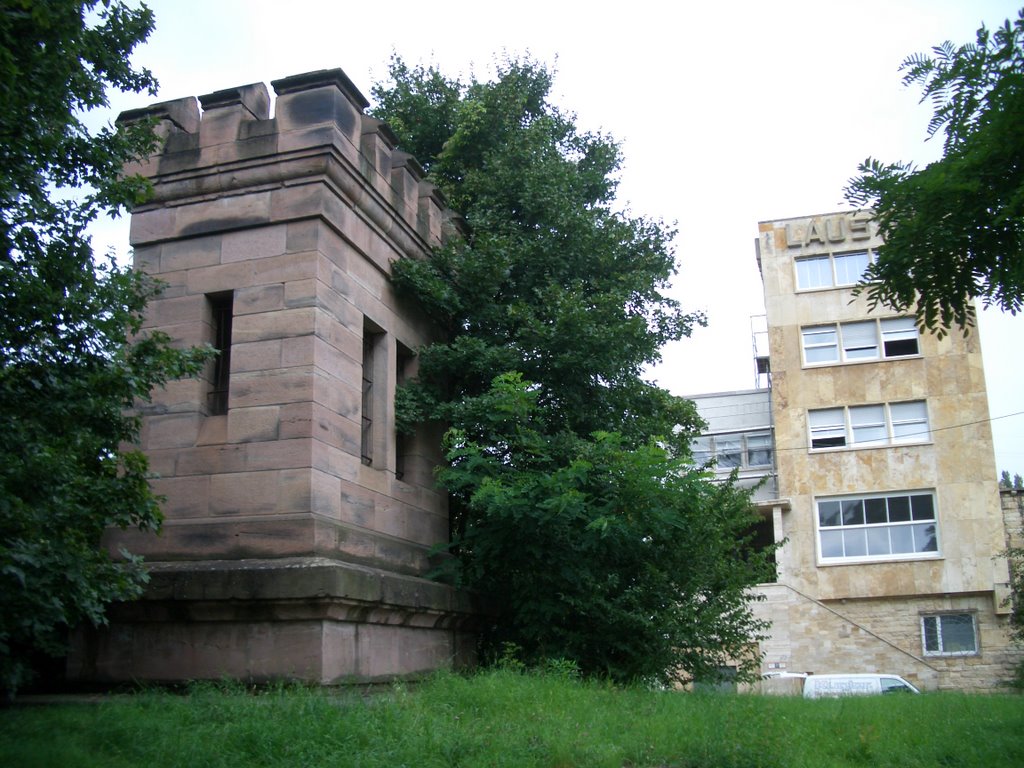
[816,490,940,564]
[921,614,978,656]
[795,250,872,290]
[808,401,930,450]
[801,326,839,364]
[801,317,920,366]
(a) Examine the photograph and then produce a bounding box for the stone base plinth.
[67,557,477,684]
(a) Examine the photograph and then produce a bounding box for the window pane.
[820,530,844,558]
[818,492,941,563]
[867,527,891,555]
[819,501,842,528]
[716,438,742,468]
[803,326,839,364]
[746,434,773,467]
[923,616,940,652]
[841,499,864,525]
[891,401,929,442]
[805,346,839,364]
[809,408,846,448]
[890,525,914,553]
[890,400,927,419]
[913,523,938,553]
[865,497,888,524]
[881,317,919,357]
[691,436,713,465]
[881,677,913,693]
[850,405,887,444]
[940,615,976,653]
[841,321,879,360]
[911,494,935,521]
[884,337,919,357]
[888,496,911,522]
[843,529,867,557]
[796,256,832,289]
[834,250,870,285]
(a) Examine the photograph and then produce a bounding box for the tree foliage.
[372,58,774,684]
[1000,470,1024,489]
[845,9,1024,334]
[0,0,209,693]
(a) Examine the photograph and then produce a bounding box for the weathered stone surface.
[222,223,288,264]
[85,70,474,685]
[70,558,477,683]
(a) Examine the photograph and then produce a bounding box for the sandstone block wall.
[69,69,476,684]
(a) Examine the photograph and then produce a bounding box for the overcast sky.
[93,0,1024,472]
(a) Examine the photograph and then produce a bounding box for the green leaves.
[0,1,211,694]
[373,56,768,684]
[845,9,1024,334]
[435,382,772,683]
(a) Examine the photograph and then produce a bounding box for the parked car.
[802,673,920,698]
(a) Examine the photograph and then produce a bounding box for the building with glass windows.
[693,210,1019,690]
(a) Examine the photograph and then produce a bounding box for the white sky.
[92,0,1024,473]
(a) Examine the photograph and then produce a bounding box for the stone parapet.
[119,68,456,269]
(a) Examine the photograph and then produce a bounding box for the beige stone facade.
[744,211,1020,691]
[68,70,476,684]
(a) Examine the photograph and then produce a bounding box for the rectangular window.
[361,321,384,466]
[881,317,920,357]
[691,436,713,466]
[922,614,977,656]
[809,408,847,448]
[818,491,939,562]
[802,326,839,364]
[361,335,374,465]
[207,292,233,415]
[841,321,878,360]
[691,432,774,470]
[795,250,872,289]
[833,250,870,285]
[801,317,919,366]
[849,404,887,445]
[395,342,415,480]
[746,434,774,467]
[890,400,930,443]
[795,255,833,289]
[809,401,930,450]
[716,437,743,469]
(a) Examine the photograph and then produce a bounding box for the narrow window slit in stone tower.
[361,319,384,465]
[207,291,233,415]
[395,341,415,480]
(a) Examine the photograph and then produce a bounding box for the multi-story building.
[694,210,1019,691]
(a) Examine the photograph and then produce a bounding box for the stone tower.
[69,69,476,684]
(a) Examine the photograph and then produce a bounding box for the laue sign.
[784,212,873,249]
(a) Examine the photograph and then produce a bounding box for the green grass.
[1,671,1022,767]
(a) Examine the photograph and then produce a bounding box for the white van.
[802,673,920,698]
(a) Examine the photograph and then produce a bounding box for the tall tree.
[372,58,774,684]
[845,9,1024,334]
[0,0,208,693]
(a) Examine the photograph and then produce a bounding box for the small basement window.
[922,614,977,656]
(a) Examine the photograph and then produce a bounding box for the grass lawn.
[1,670,1022,767]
